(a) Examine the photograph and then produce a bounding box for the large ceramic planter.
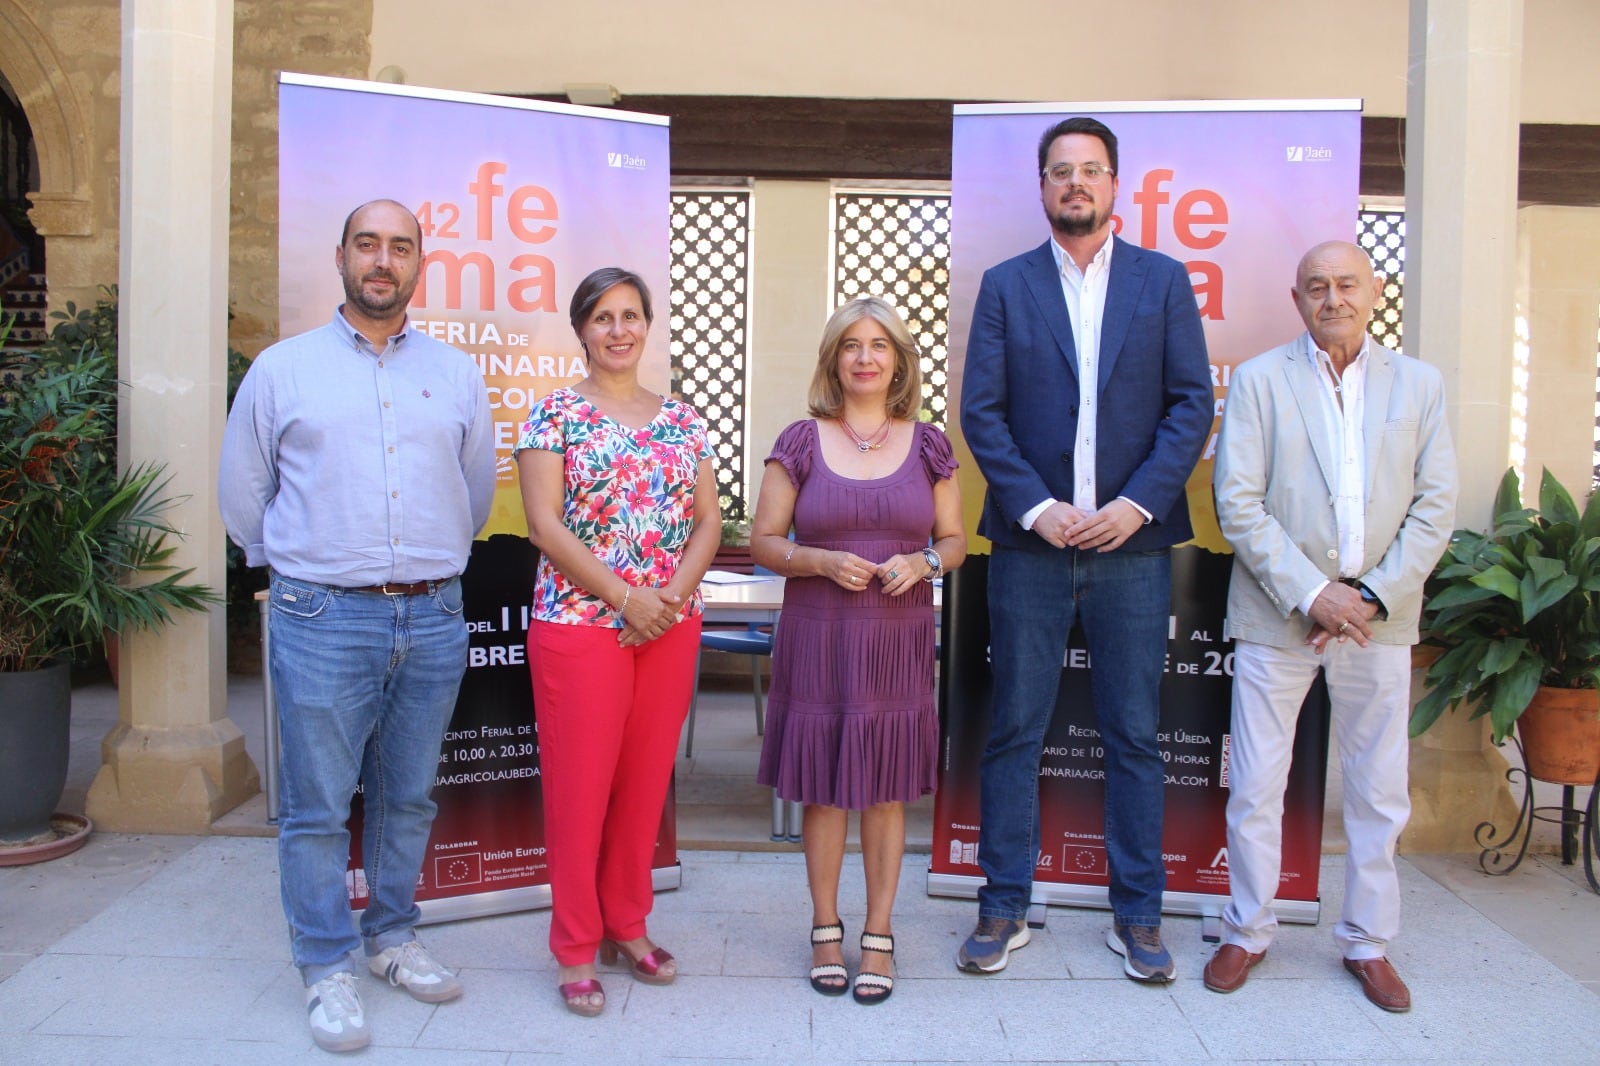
[1516,685,1600,786]
[0,660,73,844]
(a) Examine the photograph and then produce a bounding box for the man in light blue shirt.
[220,199,494,1053]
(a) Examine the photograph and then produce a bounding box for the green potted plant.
[1411,466,1600,785]
[712,501,754,574]
[0,312,216,851]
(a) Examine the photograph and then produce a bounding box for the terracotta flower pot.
[1515,686,1600,786]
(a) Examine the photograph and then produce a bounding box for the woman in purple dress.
[751,297,965,1005]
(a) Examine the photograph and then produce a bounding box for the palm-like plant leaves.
[1,321,216,673]
[1415,466,1600,743]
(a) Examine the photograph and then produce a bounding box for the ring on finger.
[886,570,898,581]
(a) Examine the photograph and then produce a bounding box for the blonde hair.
[806,297,924,420]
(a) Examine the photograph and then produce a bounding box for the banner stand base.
[383,862,683,927]
[415,884,553,925]
[926,869,1320,926]
[651,861,684,894]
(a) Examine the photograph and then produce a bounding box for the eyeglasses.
[1042,162,1114,186]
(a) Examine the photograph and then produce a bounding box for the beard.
[342,267,412,319]
[1047,193,1110,238]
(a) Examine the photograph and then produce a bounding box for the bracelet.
[783,543,798,565]
[921,546,943,582]
[618,586,632,614]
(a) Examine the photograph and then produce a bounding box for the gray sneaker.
[956,915,1031,973]
[368,940,464,1003]
[1106,923,1176,982]
[305,971,369,1053]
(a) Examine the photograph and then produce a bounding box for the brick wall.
[230,0,373,358]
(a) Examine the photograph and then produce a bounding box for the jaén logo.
[1286,145,1334,163]
[606,151,647,171]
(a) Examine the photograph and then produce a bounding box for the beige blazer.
[1213,335,1457,648]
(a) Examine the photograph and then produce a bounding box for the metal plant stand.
[1474,736,1600,893]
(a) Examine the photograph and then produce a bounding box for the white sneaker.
[305,971,369,1053]
[368,940,464,1003]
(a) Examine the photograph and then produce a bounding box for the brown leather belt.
[346,580,439,596]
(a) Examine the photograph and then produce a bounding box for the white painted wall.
[371,0,1599,123]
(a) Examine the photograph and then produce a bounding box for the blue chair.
[685,564,774,758]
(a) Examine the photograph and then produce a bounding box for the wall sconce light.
[564,83,621,107]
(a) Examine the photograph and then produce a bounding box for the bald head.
[341,199,422,249]
[1292,240,1383,364]
[1295,241,1374,289]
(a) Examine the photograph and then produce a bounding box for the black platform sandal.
[853,931,895,1005]
[809,923,847,996]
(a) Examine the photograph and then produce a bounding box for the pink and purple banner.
[933,101,1362,921]
[279,73,672,538]
[278,74,675,921]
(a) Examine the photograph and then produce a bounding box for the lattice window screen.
[1357,209,1406,353]
[832,192,951,426]
[670,189,751,521]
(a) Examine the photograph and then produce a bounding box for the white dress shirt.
[1296,331,1371,615]
[1021,234,1150,530]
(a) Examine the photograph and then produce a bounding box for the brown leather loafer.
[1344,956,1411,1012]
[1203,944,1266,993]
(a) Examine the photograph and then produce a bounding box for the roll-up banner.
[933,101,1362,922]
[278,74,676,922]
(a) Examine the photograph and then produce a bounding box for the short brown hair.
[806,297,924,420]
[569,267,654,336]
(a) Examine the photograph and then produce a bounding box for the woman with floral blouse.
[515,267,720,1018]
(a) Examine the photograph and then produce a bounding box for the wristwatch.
[921,547,943,581]
[1357,582,1386,619]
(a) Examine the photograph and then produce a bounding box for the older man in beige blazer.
[1208,241,1456,1012]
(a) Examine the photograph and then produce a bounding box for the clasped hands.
[1031,499,1143,552]
[617,584,685,647]
[1304,583,1381,654]
[825,549,931,596]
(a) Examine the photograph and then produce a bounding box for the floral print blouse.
[515,387,712,628]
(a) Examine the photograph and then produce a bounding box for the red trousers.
[527,616,700,966]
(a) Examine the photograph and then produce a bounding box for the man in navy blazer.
[957,117,1212,982]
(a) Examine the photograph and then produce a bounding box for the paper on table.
[700,570,772,585]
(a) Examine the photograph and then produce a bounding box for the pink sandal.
[558,977,605,1017]
[600,939,676,985]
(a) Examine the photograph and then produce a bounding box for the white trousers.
[1222,637,1412,960]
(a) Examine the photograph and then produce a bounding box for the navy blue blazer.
[959,236,1212,553]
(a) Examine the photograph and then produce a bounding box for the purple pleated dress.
[756,419,957,809]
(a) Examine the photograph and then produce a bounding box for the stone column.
[1517,205,1600,498]
[87,0,259,831]
[1399,0,1523,851]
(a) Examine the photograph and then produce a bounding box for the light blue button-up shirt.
[219,310,495,586]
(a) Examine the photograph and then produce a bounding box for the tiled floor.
[2,837,1596,1064]
[0,670,1596,1063]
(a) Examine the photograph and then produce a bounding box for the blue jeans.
[977,546,1170,927]
[268,573,468,983]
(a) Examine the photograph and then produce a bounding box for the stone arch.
[0,2,93,237]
